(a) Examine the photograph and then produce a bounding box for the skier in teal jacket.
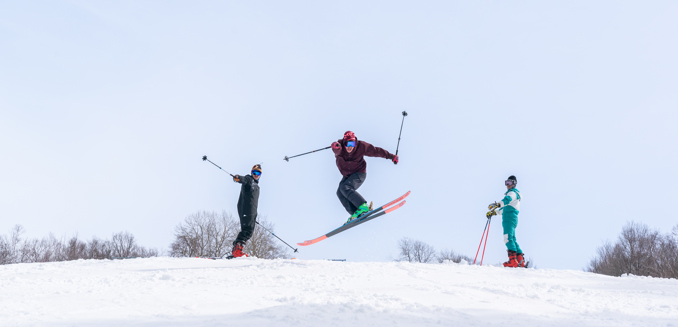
[488,175,525,268]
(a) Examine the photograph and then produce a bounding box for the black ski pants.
[234,212,256,246]
[336,172,367,214]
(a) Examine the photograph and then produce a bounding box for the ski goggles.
[252,170,262,176]
[346,141,356,147]
[505,180,515,186]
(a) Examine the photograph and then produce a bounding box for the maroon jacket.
[332,138,394,177]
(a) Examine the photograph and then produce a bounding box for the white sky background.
[1,1,677,270]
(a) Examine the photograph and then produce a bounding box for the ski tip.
[384,200,406,213]
[383,191,412,208]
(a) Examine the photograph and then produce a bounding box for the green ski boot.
[346,202,370,224]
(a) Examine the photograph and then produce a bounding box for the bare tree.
[19,236,57,263]
[134,247,160,258]
[396,237,437,263]
[1,225,25,264]
[0,233,13,265]
[413,240,437,263]
[107,232,157,258]
[0,225,156,265]
[587,222,678,279]
[46,234,67,262]
[437,249,472,264]
[619,222,661,276]
[0,225,26,264]
[111,231,138,258]
[20,233,68,263]
[396,238,414,262]
[656,226,678,278]
[86,237,112,260]
[244,217,289,259]
[170,211,290,259]
[170,211,238,258]
[65,235,87,261]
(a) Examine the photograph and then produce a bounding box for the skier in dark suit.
[231,164,262,258]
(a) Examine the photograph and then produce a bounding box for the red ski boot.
[231,242,249,258]
[503,251,519,268]
[516,253,526,268]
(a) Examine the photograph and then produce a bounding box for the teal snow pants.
[501,209,523,254]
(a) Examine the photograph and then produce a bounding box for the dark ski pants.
[234,212,256,246]
[336,172,367,214]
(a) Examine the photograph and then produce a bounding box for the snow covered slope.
[1,257,676,326]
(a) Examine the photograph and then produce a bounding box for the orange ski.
[297,191,410,246]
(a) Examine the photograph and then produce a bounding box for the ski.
[298,200,407,246]
[329,200,406,236]
[297,191,410,246]
[195,256,234,260]
[216,255,245,260]
[348,190,410,224]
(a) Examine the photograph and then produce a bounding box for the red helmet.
[343,131,356,141]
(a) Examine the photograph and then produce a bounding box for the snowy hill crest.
[1,257,677,326]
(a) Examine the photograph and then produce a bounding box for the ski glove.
[488,202,501,210]
[331,142,341,151]
[486,210,497,219]
[233,175,241,183]
[392,155,399,165]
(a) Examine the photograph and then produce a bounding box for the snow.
[1,258,677,326]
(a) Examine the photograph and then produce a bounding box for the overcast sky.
[1,1,677,269]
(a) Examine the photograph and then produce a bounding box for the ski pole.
[395,111,408,156]
[255,221,298,253]
[473,218,490,265]
[480,218,491,266]
[202,156,234,177]
[284,146,331,162]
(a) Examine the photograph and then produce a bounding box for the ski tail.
[297,235,327,247]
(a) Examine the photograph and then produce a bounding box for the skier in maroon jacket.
[332,131,399,223]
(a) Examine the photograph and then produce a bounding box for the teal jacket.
[497,188,520,219]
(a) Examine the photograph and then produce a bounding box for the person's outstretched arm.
[233,174,252,185]
[362,141,398,164]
